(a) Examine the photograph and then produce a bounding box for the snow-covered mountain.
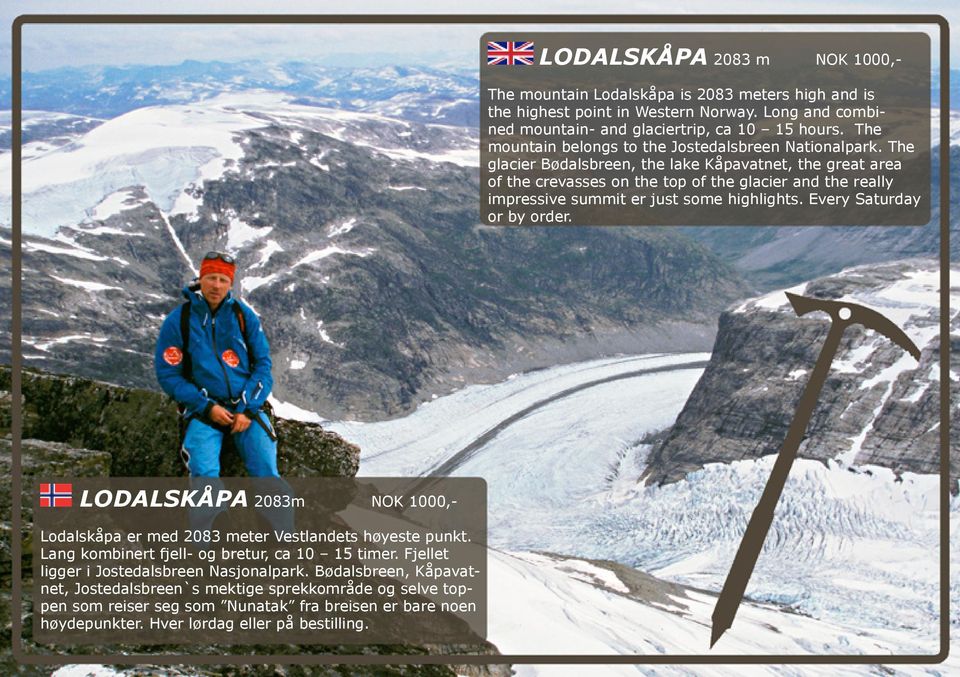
[0,90,743,419]
[683,107,960,291]
[0,61,479,135]
[0,91,479,238]
[0,110,104,153]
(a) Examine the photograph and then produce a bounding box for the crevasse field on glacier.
[307,351,957,665]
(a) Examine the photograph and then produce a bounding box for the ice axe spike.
[710,292,920,648]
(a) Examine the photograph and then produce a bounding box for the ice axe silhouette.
[710,292,921,648]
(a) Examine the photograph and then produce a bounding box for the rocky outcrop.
[0,366,359,477]
[646,260,958,489]
[0,367,507,675]
[0,438,111,577]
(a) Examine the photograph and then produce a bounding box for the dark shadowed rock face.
[646,260,957,490]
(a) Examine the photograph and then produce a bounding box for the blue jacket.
[155,286,273,420]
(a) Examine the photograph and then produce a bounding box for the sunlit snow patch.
[292,244,375,268]
[24,333,110,352]
[327,217,357,238]
[317,320,344,348]
[241,273,278,293]
[733,280,807,313]
[52,665,124,677]
[23,238,111,262]
[225,215,272,253]
[267,396,323,424]
[250,239,283,269]
[89,188,147,220]
[49,275,122,292]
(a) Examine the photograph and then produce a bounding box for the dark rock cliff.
[645,260,957,490]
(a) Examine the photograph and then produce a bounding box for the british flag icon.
[487,41,536,66]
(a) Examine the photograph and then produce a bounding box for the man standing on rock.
[154,251,280,478]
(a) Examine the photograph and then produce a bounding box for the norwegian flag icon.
[487,41,535,66]
[40,483,72,508]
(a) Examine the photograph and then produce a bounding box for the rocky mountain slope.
[0,111,104,152]
[646,259,957,488]
[684,142,960,291]
[0,92,745,420]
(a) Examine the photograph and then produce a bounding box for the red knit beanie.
[199,257,235,282]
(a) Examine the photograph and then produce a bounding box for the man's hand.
[209,404,234,427]
[230,412,252,433]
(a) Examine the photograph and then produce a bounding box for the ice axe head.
[785,292,921,360]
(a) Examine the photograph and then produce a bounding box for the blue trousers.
[182,412,279,478]
[182,413,293,536]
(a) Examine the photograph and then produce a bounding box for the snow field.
[328,345,951,660]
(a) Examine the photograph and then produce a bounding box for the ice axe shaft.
[710,293,920,648]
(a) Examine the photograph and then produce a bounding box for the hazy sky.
[2,0,956,72]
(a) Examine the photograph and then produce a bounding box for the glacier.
[323,340,954,666]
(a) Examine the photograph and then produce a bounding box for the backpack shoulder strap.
[179,299,193,381]
[231,299,272,429]
[232,301,246,338]
[232,300,256,362]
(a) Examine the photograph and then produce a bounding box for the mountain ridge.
[646,259,956,489]
[1,94,746,420]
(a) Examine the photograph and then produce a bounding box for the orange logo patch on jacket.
[221,349,240,368]
[163,346,183,366]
